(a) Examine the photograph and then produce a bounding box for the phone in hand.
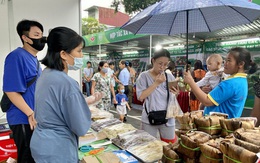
[168,81,178,89]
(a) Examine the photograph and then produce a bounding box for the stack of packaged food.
[112,129,156,149]
[89,106,114,121]
[91,118,121,132]
[175,110,203,136]
[177,131,212,162]
[162,110,259,163]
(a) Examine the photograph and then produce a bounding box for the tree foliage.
[81,17,107,35]
[111,0,160,15]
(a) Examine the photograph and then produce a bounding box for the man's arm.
[6,92,36,130]
[6,92,33,116]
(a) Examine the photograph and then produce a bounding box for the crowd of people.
[2,19,260,163]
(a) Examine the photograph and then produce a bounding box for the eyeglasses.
[155,61,170,68]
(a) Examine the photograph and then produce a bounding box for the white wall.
[0,0,82,116]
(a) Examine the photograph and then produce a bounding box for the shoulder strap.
[26,60,39,88]
[165,72,169,104]
[145,72,169,115]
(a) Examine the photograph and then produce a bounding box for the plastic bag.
[166,94,183,119]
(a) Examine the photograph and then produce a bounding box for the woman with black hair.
[91,61,116,110]
[136,49,179,143]
[30,27,101,162]
[184,47,251,118]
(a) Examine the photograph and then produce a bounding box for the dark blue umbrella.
[122,0,260,63]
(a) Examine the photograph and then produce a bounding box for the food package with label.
[112,130,156,149]
[89,106,114,121]
[127,140,167,163]
[91,118,122,132]
[100,123,136,139]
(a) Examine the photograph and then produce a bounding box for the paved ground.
[109,104,143,129]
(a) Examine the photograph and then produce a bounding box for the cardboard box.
[81,152,121,163]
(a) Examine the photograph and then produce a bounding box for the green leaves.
[81,17,107,35]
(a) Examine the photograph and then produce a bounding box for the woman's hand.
[155,73,166,85]
[86,92,103,105]
[169,85,180,97]
[113,98,117,104]
[183,71,194,85]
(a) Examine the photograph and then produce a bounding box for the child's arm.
[126,102,131,111]
[115,94,119,104]
[196,71,211,88]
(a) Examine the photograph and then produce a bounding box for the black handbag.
[1,60,39,112]
[147,110,168,125]
[145,73,169,125]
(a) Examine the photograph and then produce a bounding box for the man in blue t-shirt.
[2,19,46,163]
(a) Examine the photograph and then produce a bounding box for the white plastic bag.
[166,94,183,119]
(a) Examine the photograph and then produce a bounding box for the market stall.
[163,111,260,163]
[79,105,168,163]
[83,101,260,163]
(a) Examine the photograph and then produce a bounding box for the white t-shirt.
[83,67,93,77]
[107,68,115,87]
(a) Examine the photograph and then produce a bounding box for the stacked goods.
[161,143,181,163]
[100,123,136,139]
[194,115,225,135]
[238,117,257,128]
[234,128,260,149]
[127,140,168,163]
[112,130,156,149]
[234,139,260,153]
[220,141,257,163]
[177,131,211,159]
[209,112,228,119]
[91,119,122,132]
[175,112,194,130]
[183,157,199,163]
[219,117,256,137]
[89,106,114,120]
[175,129,189,138]
[175,111,203,136]
[199,138,224,163]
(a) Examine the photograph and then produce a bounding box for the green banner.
[204,39,260,53]
[167,44,203,55]
[83,27,146,46]
[253,0,260,5]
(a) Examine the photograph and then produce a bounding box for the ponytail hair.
[98,61,107,71]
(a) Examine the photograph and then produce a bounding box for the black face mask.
[27,36,47,51]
